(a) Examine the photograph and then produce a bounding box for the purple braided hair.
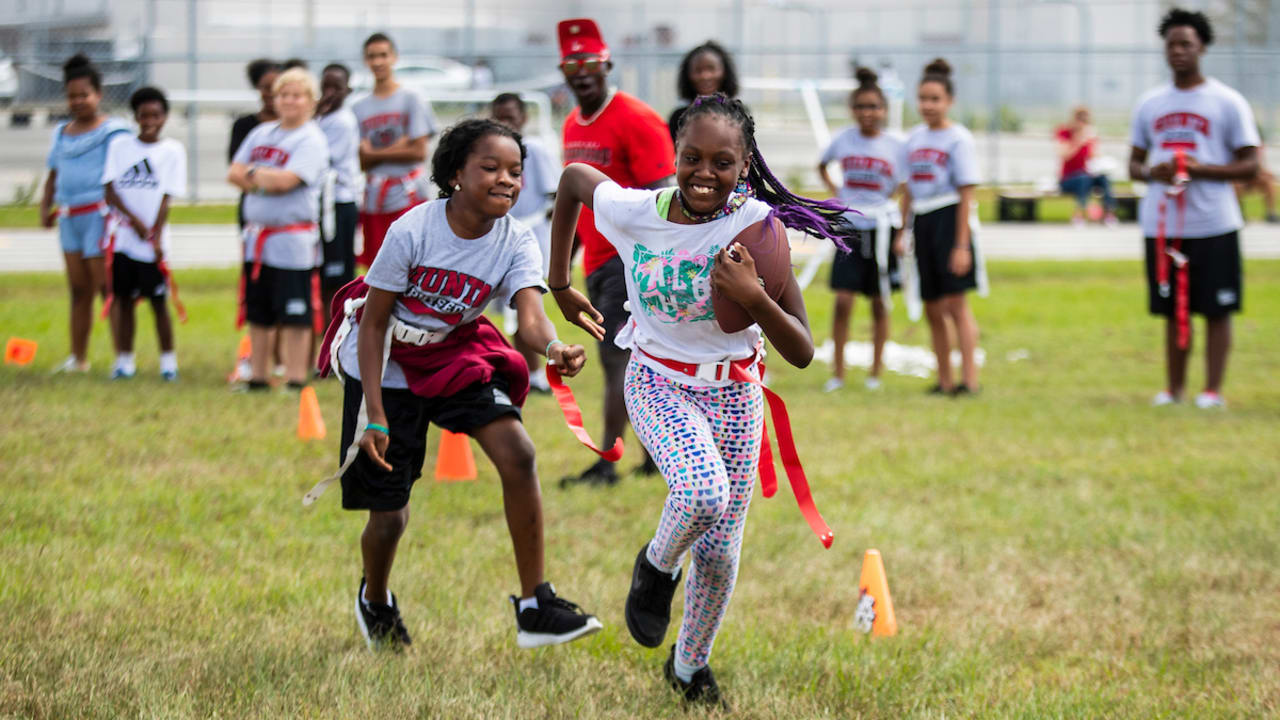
[681,93,858,252]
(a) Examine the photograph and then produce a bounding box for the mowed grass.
[1,261,1278,719]
[1,187,1276,226]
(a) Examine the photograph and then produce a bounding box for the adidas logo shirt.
[100,135,187,263]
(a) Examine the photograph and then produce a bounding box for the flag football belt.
[97,209,188,324]
[370,167,425,214]
[635,346,834,549]
[847,199,900,306]
[1155,149,1191,350]
[303,296,451,507]
[235,221,318,329]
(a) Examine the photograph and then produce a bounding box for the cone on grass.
[434,430,476,482]
[853,548,897,637]
[5,337,38,366]
[297,386,327,441]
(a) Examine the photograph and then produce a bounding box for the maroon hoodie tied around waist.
[317,277,530,407]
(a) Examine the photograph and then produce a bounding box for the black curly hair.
[431,119,527,198]
[1159,8,1213,46]
[63,53,101,91]
[676,41,739,101]
[246,58,282,88]
[850,66,885,107]
[129,86,168,114]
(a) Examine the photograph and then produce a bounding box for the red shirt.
[1056,126,1093,179]
[563,90,675,276]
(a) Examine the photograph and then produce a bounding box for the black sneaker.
[510,582,603,649]
[634,455,660,477]
[355,577,412,651]
[664,645,729,709]
[950,383,979,397]
[926,383,948,395]
[625,543,682,648]
[559,459,619,488]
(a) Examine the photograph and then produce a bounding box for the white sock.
[116,353,136,371]
[645,544,681,579]
[529,372,550,390]
[673,654,702,684]
[159,352,178,373]
[362,587,392,607]
[518,596,538,612]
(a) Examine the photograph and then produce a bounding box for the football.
[711,216,792,333]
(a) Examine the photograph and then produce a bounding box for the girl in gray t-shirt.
[334,118,602,651]
[900,58,983,396]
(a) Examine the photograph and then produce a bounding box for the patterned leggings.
[624,360,764,668]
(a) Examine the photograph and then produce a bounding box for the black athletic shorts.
[830,230,901,297]
[112,254,167,301]
[914,204,978,302]
[320,201,359,292]
[243,262,314,327]
[1144,231,1242,318]
[338,376,521,511]
[586,255,630,355]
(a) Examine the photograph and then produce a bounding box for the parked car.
[0,57,17,107]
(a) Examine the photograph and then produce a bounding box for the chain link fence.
[3,0,1279,203]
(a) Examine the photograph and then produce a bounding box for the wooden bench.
[996,188,1141,222]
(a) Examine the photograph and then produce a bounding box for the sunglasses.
[559,57,606,76]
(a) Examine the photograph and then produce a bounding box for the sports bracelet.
[365,423,390,435]
[546,339,564,357]
[548,281,571,291]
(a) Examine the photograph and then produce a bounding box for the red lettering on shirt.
[360,112,407,149]
[249,146,289,166]
[1154,112,1210,135]
[909,148,949,165]
[400,265,494,326]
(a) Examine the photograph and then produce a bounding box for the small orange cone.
[853,549,898,637]
[434,430,477,482]
[297,386,327,441]
[4,338,38,366]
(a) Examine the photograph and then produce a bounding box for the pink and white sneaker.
[1194,391,1226,409]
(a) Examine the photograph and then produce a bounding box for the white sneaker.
[864,376,882,391]
[528,371,551,393]
[1194,391,1226,409]
[51,356,89,374]
[1151,390,1179,406]
[823,377,844,393]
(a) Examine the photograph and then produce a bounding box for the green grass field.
[1,187,1275,227]
[1,262,1278,719]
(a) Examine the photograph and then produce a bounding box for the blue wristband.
[365,423,389,435]
[546,339,564,357]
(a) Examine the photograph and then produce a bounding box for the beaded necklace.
[674,183,753,223]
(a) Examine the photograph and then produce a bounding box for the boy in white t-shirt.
[101,86,187,381]
[1128,9,1260,409]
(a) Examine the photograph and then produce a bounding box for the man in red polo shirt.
[557,17,675,486]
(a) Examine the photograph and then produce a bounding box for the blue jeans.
[1060,172,1114,211]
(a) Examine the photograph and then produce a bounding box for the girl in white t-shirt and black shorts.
[818,67,906,392]
[550,93,854,708]
[899,58,983,395]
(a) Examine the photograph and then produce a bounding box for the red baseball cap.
[557,18,610,61]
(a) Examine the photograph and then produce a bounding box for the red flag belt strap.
[372,167,425,214]
[635,346,834,549]
[99,212,188,324]
[545,363,625,462]
[1155,150,1190,350]
[237,222,318,329]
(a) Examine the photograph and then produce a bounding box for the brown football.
[711,216,792,333]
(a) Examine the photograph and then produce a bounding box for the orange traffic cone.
[297,386,327,441]
[853,549,898,637]
[4,337,38,366]
[434,430,477,482]
[227,335,252,383]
